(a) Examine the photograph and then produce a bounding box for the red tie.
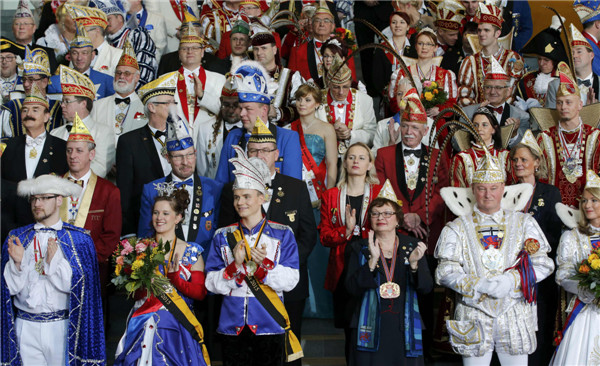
[315,41,322,48]
[490,105,504,114]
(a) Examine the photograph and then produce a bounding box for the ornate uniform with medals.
[435,153,554,359]
[537,71,600,207]
[457,2,525,107]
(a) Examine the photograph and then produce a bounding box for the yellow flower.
[115,263,122,276]
[424,92,434,101]
[131,259,144,271]
[431,82,438,89]
[588,253,599,263]
[591,258,600,270]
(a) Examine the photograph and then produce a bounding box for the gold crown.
[68,112,95,144]
[117,38,139,70]
[585,170,600,190]
[60,65,96,100]
[377,179,403,207]
[472,152,505,184]
[137,71,178,104]
[248,117,276,144]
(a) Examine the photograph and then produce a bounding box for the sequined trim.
[17,309,69,322]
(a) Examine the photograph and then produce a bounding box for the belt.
[16,309,69,323]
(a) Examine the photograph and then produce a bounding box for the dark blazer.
[218,173,317,301]
[116,125,166,236]
[157,50,232,76]
[1,134,68,231]
[527,182,563,254]
[440,42,465,76]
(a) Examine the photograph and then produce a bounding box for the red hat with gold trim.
[401,88,427,124]
[477,2,503,29]
[23,82,49,109]
[435,0,465,31]
[570,23,593,50]
[68,112,95,144]
[60,65,96,101]
[484,56,510,81]
[117,38,139,70]
[556,65,580,98]
[221,74,238,97]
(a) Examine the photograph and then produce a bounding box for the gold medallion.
[246,260,257,276]
[379,281,400,299]
[338,142,348,155]
[407,156,416,166]
[29,146,37,159]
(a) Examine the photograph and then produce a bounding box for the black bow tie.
[66,124,72,132]
[115,97,130,105]
[404,149,422,158]
[578,78,592,87]
[154,130,166,139]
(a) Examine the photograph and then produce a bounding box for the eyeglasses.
[14,22,34,28]
[247,147,277,155]
[417,42,436,48]
[180,46,203,52]
[0,55,16,62]
[169,151,195,162]
[29,195,58,203]
[152,101,178,106]
[313,18,334,24]
[483,85,510,91]
[115,70,135,77]
[370,211,397,219]
[60,99,79,106]
[22,76,44,83]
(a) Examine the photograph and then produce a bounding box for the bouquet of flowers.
[333,27,357,52]
[571,247,600,305]
[112,237,172,298]
[420,80,448,110]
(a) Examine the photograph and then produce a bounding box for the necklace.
[378,237,400,299]
[556,122,584,183]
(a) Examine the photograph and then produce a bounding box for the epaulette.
[62,222,91,235]
[266,221,293,232]
[215,224,239,236]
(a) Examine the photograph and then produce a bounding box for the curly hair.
[154,187,190,219]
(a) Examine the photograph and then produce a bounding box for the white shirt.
[4,220,73,313]
[25,132,46,179]
[114,91,136,130]
[332,98,348,125]
[67,169,92,223]
[183,66,201,96]
[148,125,172,176]
[172,174,194,240]
[402,142,421,176]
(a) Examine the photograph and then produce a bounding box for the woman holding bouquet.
[551,171,600,365]
[115,186,209,366]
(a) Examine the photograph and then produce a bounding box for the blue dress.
[114,242,208,366]
[303,134,334,318]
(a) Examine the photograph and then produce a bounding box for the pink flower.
[116,256,124,265]
[121,241,134,255]
[135,242,148,253]
[150,240,159,248]
[423,81,432,88]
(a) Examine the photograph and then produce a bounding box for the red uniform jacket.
[319,183,382,292]
[375,143,449,254]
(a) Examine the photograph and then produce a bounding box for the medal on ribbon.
[378,238,400,299]
[238,220,267,277]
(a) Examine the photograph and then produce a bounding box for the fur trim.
[556,202,580,229]
[17,174,82,197]
[441,183,534,216]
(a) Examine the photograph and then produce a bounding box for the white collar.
[34,219,63,231]
[68,169,92,185]
[1,74,17,82]
[401,142,421,151]
[474,206,504,222]
[172,174,194,182]
[184,66,201,75]
[578,72,594,82]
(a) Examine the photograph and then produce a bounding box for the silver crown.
[153,181,177,197]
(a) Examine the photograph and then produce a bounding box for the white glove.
[578,288,596,304]
[475,278,495,295]
[487,274,514,299]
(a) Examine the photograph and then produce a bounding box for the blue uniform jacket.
[214,126,302,184]
[47,69,115,100]
[205,220,300,335]
[137,173,223,253]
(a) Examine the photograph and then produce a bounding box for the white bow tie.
[26,134,45,147]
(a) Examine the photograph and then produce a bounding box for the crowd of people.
[2,0,600,365]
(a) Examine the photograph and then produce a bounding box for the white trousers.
[463,352,528,366]
[15,317,68,366]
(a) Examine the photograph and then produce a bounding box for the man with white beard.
[91,42,146,145]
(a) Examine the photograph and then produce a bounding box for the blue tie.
[175,178,193,188]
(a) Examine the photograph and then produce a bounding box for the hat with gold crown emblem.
[484,56,510,81]
[556,66,580,98]
[23,82,49,109]
[230,145,272,195]
[60,65,96,100]
[376,179,403,207]
[65,3,108,29]
[472,151,505,184]
[137,71,178,104]
[477,1,503,29]
[14,0,33,19]
[23,46,50,77]
[401,88,427,124]
[248,117,276,144]
[327,53,352,86]
[70,21,93,49]
[570,23,592,50]
[585,169,600,190]
[68,112,95,144]
[117,38,139,70]
[435,0,465,31]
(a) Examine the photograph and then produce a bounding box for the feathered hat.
[231,60,273,105]
[17,174,82,198]
[521,15,568,63]
[230,145,271,195]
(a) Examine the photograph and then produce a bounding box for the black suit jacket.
[527,182,563,256]
[219,173,317,301]
[440,41,465,76]
[157,51,232,76]
[1,134,68,232]
[116,125,166,236]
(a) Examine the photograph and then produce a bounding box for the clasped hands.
[477,274,514,299]
[7,236,58,271]
[233,241,267,269]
